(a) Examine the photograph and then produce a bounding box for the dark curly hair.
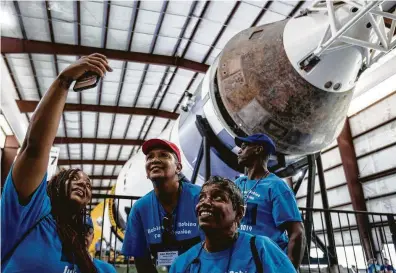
[47,168,97,273]
[201,176,245,211]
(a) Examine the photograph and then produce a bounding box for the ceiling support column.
[337,118,378,260]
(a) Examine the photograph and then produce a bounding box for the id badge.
[156,251,179,266]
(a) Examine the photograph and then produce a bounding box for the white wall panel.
[354,119,396,157]
[113,165,122,175]
[119,83,139,107]
[297,185,351,209]
[101,81,120,106]
[104,165,114,176]
[107,145,121,160]
[22,17,51,42]
[321,147,342,170]
[68,143,81,160]
[349,94,396,137]
[81,1,104,27]
[296,166,346,199]
[82,112,96,138]
[53,22,76,45]
[1,1,23,38]
[82,144,94,160]
[94,144,108,160]
[109,4,133,31]
[126,116,146,139]
[112,114,130,138]
[93,165,104,175]
[81,25,102,48]
[363,174,396,199]
[357,146,396,177]
[82,165,93,176]
[130,33,153,53]
[367,195,396,215]
[98,113,113,138]
[64,112,80,137]
[92,179,101,187]
[107,29,129,51]
[55,144,68,160]
[119,146,134,161]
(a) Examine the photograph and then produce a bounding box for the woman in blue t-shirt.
[169,176,296,273]
[1,53,113,273]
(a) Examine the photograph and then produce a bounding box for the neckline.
[200,232,244,260]
[156,181,183,216]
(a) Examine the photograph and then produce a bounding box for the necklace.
[243,171,270,203]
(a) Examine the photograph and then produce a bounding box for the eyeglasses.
[162,214,176,245]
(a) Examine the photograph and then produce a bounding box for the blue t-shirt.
[234,174,302,251]
[169,232,296,273]
[93,258,117,273]
[1,170,81,272]
[122,182,203,262]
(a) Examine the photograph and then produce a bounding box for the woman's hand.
[59,53,113,80]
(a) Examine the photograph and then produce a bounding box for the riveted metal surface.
[217,20,354,155]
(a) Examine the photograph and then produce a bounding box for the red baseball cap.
[142,139,181,162]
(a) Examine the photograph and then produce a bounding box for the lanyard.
[242,171,270,203]
[156,181,183,241]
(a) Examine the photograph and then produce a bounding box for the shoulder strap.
[250,236,264,273]
[2,213,50,263]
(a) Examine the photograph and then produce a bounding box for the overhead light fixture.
[0,114,13,135]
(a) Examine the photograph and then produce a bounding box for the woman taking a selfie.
[169,176,296,273]
[1,53,112,273]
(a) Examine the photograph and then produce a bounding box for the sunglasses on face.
[162,214,176,245]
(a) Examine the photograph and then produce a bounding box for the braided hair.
[47,168,97,273]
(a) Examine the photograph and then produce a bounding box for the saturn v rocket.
[97,1,396,245]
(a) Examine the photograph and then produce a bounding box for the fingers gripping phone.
[73,72,101,92]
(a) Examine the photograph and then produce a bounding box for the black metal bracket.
[195,115,244,173]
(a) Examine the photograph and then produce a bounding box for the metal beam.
[304,154,317,252]
[58,159,126,165]
[89,175,117,180]
[316,153,338,265]
[288,1,305,17]
[360,166,396,183]
[337,118,376,260]
[53,137,143,146]
[1,37,209,73]
[16,100,179,120]
[250,1,273,27]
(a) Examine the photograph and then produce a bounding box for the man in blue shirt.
[234,133,305,269]
[122,139,202,273]
[84,215,117,273]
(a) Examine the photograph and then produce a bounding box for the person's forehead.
[146,147,173,154]
[241,142,259,148]
[73,171,91,182]
[201,184,227,194]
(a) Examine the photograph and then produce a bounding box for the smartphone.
[73,72,101,92]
